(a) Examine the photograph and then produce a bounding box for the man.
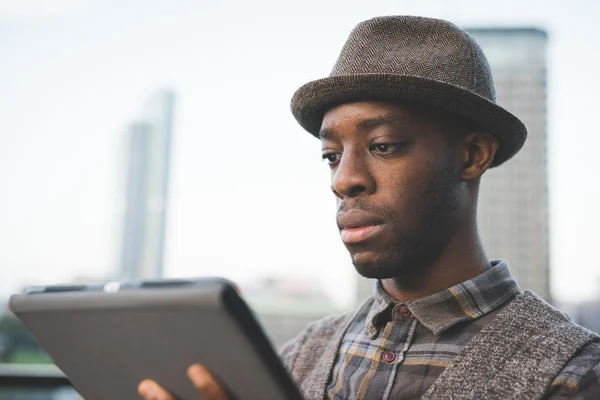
[139,15,600,399]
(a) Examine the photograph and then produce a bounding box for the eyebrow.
[319,127,334,140]
[356,116,409,131]
[318,116,409,140]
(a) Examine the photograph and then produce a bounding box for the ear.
[459,131,499,181]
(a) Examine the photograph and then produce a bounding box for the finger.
[187,364,229,400]
[138,379,176,400]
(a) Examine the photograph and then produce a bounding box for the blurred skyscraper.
[119,91,175,280]
[470,28,550,301]
[356,27,550,304]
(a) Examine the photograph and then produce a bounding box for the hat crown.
[331,16,496,102]
[290,15,528,167]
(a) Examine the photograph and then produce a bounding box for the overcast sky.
[1,0,599,307]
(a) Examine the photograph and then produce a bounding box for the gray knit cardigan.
[282,291,599,400]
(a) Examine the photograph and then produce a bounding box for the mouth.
[337,210,386,244]
[340,224,385,244]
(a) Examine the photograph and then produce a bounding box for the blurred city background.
[1,0,599,398]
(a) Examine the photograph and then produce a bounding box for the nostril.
[348,185,367,198]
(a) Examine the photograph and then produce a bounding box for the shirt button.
[397,305,412,318]
[382,350,396,363]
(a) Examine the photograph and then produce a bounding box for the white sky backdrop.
[1,0,599,308]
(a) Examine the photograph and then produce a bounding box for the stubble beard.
[352,165,461,284]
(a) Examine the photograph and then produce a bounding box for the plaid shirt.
[325,260,600,399]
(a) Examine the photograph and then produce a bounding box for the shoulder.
[510,291,598,343]
[514,291,600,398]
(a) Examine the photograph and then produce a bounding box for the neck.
[381,222,490,303]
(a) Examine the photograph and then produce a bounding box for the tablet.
[9,277,304,400]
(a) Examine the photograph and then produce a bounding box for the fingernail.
[139,383,154,398]
[188,365,208,387]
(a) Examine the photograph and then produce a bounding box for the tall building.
[119,91,175,280]
[469,28,550,302]
[357,28,550,304]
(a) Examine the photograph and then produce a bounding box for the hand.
[138,364,229,400]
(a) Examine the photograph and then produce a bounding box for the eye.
[321,152,341,165]
[369,143,403,155]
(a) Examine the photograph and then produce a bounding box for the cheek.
[375,164,425,205]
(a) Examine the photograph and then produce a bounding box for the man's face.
[320,101,463,279]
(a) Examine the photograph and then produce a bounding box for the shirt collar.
[365,259,521,338]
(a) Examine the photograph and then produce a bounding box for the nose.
[331,148,376,199]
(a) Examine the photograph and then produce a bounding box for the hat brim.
[290,74,527,167]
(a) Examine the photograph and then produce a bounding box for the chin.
[351,251,400,279]
[351,246,429,280]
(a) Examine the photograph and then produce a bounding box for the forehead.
[320,101,415,138]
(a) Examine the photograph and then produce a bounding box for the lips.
[337,210,385,244]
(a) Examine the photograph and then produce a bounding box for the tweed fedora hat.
[290,15,527,167]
